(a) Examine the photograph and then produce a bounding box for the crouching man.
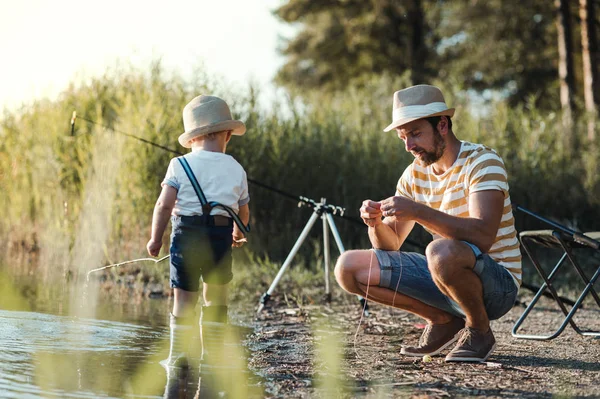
[335,85,521,362]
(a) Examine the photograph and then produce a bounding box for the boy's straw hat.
[178,95,246,148]
[383,85,455,132]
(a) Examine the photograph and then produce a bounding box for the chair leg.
[560,266,600,337]
[513,239,576,339]
[555,232,600,308]
[512,235,600,340]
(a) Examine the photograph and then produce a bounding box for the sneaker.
[445,327,496,363]
[400,317,465,357]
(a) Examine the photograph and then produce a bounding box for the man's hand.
[146,239,162,257]
[380,196,419,221]
[360,200,383,227]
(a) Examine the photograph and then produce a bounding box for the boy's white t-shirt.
[161,149,250,217]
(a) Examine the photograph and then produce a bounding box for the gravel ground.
[243,294,600,398]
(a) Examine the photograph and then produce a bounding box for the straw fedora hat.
[178,95,246,148]
[383,85,455,132]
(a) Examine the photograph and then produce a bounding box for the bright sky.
[0,0,289,110]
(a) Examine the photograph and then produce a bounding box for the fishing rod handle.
[573,233,600,250]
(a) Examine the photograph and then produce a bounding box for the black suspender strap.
[177,157,250,233]
[177,157,211,213]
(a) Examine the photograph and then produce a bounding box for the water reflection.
[161,323,258,399]
[163,364,199,399]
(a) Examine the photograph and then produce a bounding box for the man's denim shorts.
[373,242,519,320]
[169,215,234,291]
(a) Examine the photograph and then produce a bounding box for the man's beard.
[414,129,446,166]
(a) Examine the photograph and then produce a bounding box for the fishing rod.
[513,204,600,250]
[71,112,425,248]
[75,113,582,308]
[86,255,170,281]
[74,114,304,202]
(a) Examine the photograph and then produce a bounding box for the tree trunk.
[580,0,598,141]
[409,0,426,84]
[556,0,576,150]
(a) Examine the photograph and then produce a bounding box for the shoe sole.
[444,342,497,363]
[400,332,462,357]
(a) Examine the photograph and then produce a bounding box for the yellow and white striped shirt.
[396,141,522,287]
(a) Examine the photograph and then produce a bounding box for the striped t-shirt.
[396,141,521,287]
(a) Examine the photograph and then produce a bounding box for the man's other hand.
[380,196,418,221]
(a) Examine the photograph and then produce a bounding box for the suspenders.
[177,157,250,233]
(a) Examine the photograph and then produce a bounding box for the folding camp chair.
[511,205,600,340]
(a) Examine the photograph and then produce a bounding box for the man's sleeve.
[161,158,180,190]
[395,164,414,199]
[239,170,250,206]
[467,151,509,197]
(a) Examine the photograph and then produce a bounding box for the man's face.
[395,119,446,166]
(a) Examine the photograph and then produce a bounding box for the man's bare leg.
[425,239,497,362]
[335,249,466,356]
[335,250,454,324]
[426,239,489,331]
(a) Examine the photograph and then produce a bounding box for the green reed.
[1,61,599,282]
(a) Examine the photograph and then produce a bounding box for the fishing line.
[390,219,403,308]
[353,214,403,359]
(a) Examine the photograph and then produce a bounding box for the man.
[334,85,521,363]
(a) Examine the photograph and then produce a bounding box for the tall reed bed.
[1,62,599,282]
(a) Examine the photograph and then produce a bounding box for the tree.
[579,0,598,141]
[435,0,559,106]
[555,0,576,149]
[274,0,600,124]
[273,0,438,92]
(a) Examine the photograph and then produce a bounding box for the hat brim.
[178,120,246,148]
[383,108,455,132]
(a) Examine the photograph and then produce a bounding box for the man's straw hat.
[178,95,246,148]
[383,85,455,132]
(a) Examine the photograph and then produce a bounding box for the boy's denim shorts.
[373,242,519,320]
[169,215,234,292]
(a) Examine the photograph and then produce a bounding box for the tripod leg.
[325,213,346,253]
[257,211,321,313]
[323,213,331,301]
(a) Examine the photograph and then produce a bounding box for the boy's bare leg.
[202,283,228,306]
[167,288,199,367]
[173,288,200,318]
[200,283,229,365]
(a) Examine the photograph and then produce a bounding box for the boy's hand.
[146,239,162,257]
[232,232,247,248]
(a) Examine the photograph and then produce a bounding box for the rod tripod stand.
[257,197,348,313]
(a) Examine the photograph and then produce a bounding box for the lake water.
[0,308,166,398]
[0,273,259,398]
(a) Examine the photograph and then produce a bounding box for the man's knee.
[425,239,472,281]
[334,250,364,293]
[334,251,354,282]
